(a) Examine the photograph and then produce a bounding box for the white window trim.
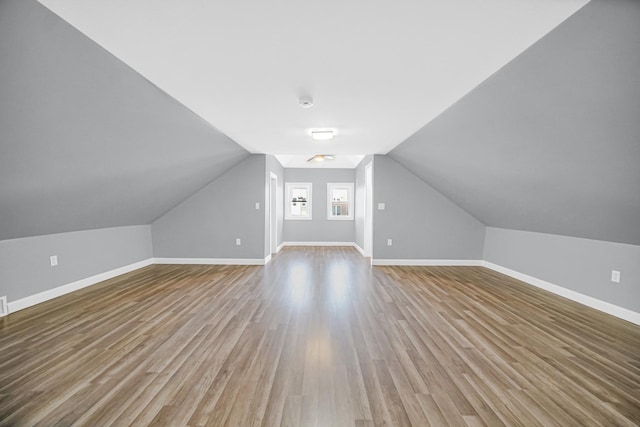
[285,182,313,220]
[327,182,354,221]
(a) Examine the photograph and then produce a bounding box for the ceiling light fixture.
[307,154,335,162]
[299,97,314,108]
[311,130,334,141]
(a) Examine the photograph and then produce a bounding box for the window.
[285,182,312,220]
[327,183,354,220]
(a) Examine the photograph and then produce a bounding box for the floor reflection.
[327,260,351,308]
[285,261,310,309]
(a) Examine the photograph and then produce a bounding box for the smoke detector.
[299,97,314,108]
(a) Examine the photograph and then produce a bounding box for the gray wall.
[389,0,640,246]
[355,156,373,251]
[0,225,152,302]
[0,0,248,241]
[484,227,640,312]
[152,155,266,259]
[373,155,485,260]
[283,168,356,243]
[265,155,284,255]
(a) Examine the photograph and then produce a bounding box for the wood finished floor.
[1,247,639,426]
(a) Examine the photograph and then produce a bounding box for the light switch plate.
[255,202,260,210]
[378,203,385,210]
[236,238,241,246]
[50,255,58,267]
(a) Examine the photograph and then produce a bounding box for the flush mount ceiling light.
[299,97,314,108]
[311,130,334,141]
[307,154,335,162]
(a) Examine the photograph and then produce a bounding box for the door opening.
[364,162,373,258]
[270,173,278,254]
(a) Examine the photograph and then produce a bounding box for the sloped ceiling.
[3,0,637,247]
[389,0,640,245]
[36,0,588,156]
[0,0,249,240]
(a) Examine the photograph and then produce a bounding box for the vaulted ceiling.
[0,0,248,240]
[2,0,638,245]
[390,0,640,245]
[37,0,588,156]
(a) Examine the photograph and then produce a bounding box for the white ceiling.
[38,0,589,161]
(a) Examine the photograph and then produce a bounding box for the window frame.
[285,182,313,220]
[327,182,354,221]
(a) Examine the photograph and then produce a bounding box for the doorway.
[270,173,278,254]
[364,162,373,258]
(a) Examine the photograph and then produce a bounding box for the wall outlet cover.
[387,238,393,246]
[50,255,58,267]
[611,270,621,283]
[378,203,385,210]
[236,238,241,246]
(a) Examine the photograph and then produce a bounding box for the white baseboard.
[372,259,483,266]
[276,242,285,253]
[8,258,154,314]
[264,254,272,264]
[353,243,366,257]
[8,253,637,327]
[483,261,640,326]
[153,257,269,266]
[7,255,271,315]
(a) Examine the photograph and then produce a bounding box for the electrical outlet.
[611,270,621,283]
[378,203,386,210]
[255,202,260,210]
[50,255,58,267]
[236,238,241,246]
[387,238,393,246]
[0,296,7,317]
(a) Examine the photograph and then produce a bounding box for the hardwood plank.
[0,248,638,426]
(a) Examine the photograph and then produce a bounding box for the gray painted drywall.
[152,155,266,259]
[354,156,374,251]
[484,227,640,313]
[265,155,284,256]
[373,155,485,259]
[282,169,356,243]
[0,225,152,302]
[389,0,640,245]
[0,0,248,240]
